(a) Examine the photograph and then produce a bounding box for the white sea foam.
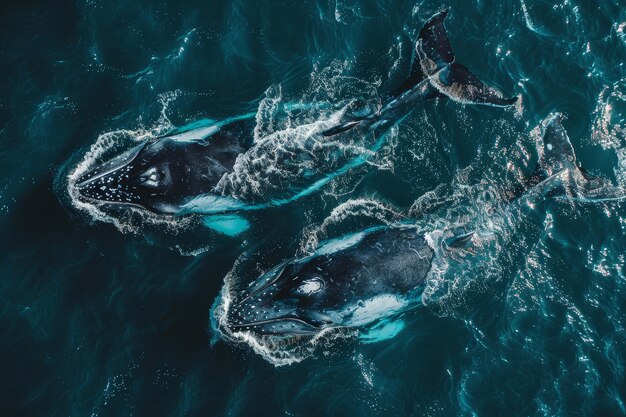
[215,64,383,203]
[299,198,403,255]
[591,81,626,189]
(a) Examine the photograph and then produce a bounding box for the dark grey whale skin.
[75,118,254,214]
[227,227,434,336]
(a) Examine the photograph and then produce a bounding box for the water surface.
[1,0,626,416]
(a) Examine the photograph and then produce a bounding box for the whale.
[223,113,624,339]
[75,10,517,223]
[226,225,433,336]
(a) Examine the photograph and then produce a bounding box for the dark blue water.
[2,0,626,416]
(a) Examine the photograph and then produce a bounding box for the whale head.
[75,138,191,214]
[227,258,342,336]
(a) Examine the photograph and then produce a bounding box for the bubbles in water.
[592,80,626,188]
[592,80,626,151]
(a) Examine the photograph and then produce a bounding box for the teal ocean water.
[2,0,626,416]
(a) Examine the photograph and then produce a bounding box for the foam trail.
[520,0,548,36]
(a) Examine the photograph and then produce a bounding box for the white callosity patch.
[139,167,160,188]
[296,278,324,295]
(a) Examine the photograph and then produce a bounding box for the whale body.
[75,10,517,216]
[224,113,624,339]
[227,226,434,335]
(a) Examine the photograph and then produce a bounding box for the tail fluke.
[395,10,518,107]
[536,113,578,179]
[429,63,519,107]
[395,9,453,93]
[526,113,625,202]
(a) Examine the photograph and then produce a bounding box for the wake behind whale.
[70,11,517,231]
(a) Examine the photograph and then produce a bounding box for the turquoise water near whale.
[2,0,626,415]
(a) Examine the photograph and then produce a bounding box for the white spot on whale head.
[547,143,553,151]
[296,278,324,295]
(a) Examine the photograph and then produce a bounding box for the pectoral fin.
[443,230,474,249]
[203,215,250,236]
[359,318,407,344]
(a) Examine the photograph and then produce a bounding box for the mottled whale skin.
[75,10,517,216]
[225,114,623,338]
[228,226,434,336]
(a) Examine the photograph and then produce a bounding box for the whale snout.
[226,293,334,336]
[73,143,146,205]
[75,166,141,205]
[228,317,323,336]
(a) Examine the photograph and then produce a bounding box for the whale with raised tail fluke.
[74,10,518,229]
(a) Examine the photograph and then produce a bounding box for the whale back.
[144,117,256,204]
[274,228,434,313]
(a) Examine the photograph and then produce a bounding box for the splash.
[299,198,403,255]
[591,81,626,189]
[592,80,626,151]
[519,0,548,36]
[214,60,383,203]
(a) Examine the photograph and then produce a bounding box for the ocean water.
[1,0,626,416]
